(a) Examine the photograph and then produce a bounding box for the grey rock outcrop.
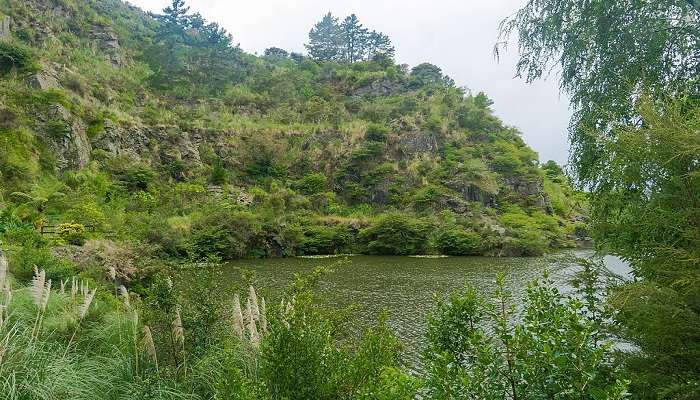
[35,104,90,171]
[397,131,441,158]
[353,78,403,97]
[91,29,124,66]
[26,67,60,90]
[91,123,241,177]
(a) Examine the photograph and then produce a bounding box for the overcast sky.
[127,0,572,164]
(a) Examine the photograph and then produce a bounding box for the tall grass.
[0,267,195,400]
[0,263,408,400]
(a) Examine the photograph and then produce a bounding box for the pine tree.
[339,14,368,63]
[366,31,395,61]
[305,12,340,61]
[148,0,241,95]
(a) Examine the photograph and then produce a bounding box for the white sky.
[127,0,572,165]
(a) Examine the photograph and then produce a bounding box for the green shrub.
[294,173,328,195]
[299,224,351,255]
[261,271,403,399]
[0,40,38,75]
[435,228,482,256]
[0,224,45,247]
[359,213,430,255]
[411,185,444,211]
[502,232,548,256]
[365,124,389,142]
[423,274,629,399]
[188,208,265,260]
[10,246,76,282]
[56,222,87,246]
[499,207,560,256]
[209,161,228,185]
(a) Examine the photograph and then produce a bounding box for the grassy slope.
[0,0,587,262]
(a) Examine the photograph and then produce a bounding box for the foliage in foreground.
[500,0,699,397]
[424,272,628,399]
[0,252,627,399]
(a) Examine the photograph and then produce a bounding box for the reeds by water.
[233,286,266,347]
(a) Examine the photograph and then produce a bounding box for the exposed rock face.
[397,131,441,158]
[445,180,497,206]
[35,104,90,171]
[91,28,124,66]
[504,177,547,208]
[91,123,240,175]
[353,78,403,97]
[26,68,60,90]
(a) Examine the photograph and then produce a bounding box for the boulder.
[26,68,60,90]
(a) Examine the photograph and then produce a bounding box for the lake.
[184,251,630,369]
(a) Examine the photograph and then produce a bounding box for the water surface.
[197,251,628,367]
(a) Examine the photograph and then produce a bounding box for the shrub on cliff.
[0,40,38,75]
[359,213,430,255]
[187,208,265,260]
[298,224,352,255]
[434,227,482,256]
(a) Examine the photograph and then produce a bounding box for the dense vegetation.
[1,0,696,398]
[500,0,699,398]
[0,254,628,399]
[0,0,586,269]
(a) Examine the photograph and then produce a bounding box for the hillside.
[0,0,586,269]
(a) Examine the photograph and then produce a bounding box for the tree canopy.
[497,0,700,185]
[305,12,395,63]
[499,1,700,397]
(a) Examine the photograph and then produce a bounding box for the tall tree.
[498,1,700,397]
[339,14,369,63]
[366,31,395,60]
[149,0,242,95]
[496,0,700,185]
[305,12,341,61]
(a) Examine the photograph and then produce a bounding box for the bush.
[106,158,156,192]
[359,213,430,255]
[423,274,629,399]
[1,224,45,247]
[261,271,404,399]
[56,222,87,246]
[502,232,548,256]
[187,208,265,260]
[434,228,482,256]
[294,173,328,195]
[299,224,351,255]
[0,40,38,75]
[365,124,389,142]
[10,246,76,282]
[499,207,560,256]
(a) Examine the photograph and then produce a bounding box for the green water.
[187,250,627,368]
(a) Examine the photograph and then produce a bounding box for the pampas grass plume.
[232,294,244,339]
[71,276,78,302]
[260,297,268,334]
[119,285,130,309]
[143,325,158,370]
[249,286,260,321]
[172,307,184,346]
[31,269,46,308]
[80,288,96,319]
[41,279,51,311]
[0,249,7,290]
